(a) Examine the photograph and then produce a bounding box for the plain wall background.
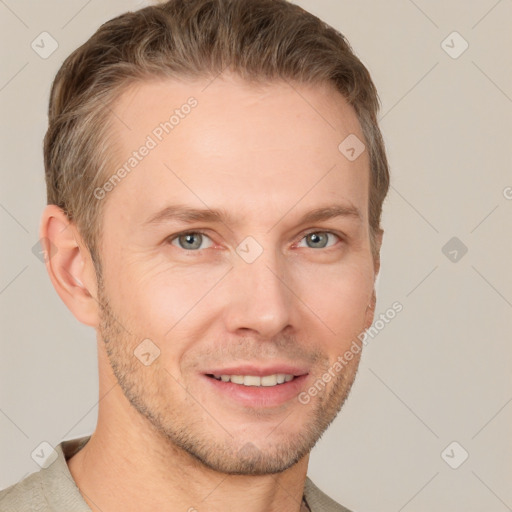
[1,1,511,511]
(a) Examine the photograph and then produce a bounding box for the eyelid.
[167,229,215,250]
[167,228,344,251]
[294,229,343,248]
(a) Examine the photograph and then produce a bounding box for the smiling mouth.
[206,373,297,387]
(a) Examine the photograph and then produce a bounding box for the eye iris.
[307,232,328,248]
[176,233,331,250]
[179,233,202,250]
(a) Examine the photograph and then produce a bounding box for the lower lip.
[202,374,309,408]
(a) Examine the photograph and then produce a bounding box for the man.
[0,0,389,510]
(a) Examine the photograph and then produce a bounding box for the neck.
[67,355,309,512]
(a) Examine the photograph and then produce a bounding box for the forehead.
[103,74,370,229]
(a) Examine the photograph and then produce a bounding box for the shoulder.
[304,477,357,512]
[0,470,49,512]
[0,436,92,512]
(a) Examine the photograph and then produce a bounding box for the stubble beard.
[96,277,361,476]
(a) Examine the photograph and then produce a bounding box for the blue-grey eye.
[171,232,213,251]
[299,232,338,249]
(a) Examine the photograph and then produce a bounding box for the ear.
[364,228,384,330]
[39,205,100,327]
[372,228,384,276]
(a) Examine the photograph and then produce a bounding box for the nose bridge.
[224,238,293,337]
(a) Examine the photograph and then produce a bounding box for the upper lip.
[204,364,309,377]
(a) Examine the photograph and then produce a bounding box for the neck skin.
[67,343,310,512]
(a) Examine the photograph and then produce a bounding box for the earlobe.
[364,288,377,331]
[364,228,383,330]
[40,205,100,327]
[373,228,384,275]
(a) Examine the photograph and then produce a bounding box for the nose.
[222,246,294,339]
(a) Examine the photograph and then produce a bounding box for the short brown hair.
[44,0,389,269]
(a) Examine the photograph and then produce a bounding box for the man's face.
[95,75,378,475]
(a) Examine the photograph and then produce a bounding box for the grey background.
[1,1,511,511]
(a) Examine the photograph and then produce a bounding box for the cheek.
[109,259,227,340]
[105,245,374,347]
[297,261,374,338]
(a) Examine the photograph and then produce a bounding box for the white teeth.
[211,373,296,387]
[260,375,277,386]
[244,375,261,386]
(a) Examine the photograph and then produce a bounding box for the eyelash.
[167,229,343,252]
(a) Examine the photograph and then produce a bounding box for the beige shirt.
[0,436,354,512]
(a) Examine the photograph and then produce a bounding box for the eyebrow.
[143,203,363,229]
